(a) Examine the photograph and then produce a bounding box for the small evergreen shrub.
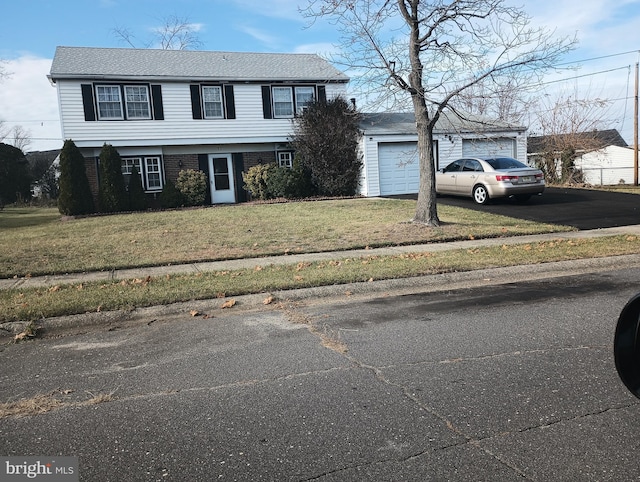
[176,169,208,206]
[159,179,183,209]
[57,139,94,216]
[0,143,31,205]
[127,165,148,211]
[98,144,128,213]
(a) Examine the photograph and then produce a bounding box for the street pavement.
[1,266,640,480]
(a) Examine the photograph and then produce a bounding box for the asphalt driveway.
[436,187,640,230]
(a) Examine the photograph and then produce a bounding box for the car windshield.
[485,157,527,170]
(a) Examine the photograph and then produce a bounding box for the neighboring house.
[48,46,349,204]
[527,129,628,165]
[26,149,61,198]
[574,145,637,185]
[359,112,527,197]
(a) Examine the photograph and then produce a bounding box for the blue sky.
[1,0,639,151]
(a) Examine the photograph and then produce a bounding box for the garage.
[461,138,516,158]
[378,142,420,195]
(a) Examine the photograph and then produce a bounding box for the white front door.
[209,154,236,203]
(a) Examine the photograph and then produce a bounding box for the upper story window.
[295,87,315,113]
[83,83,163,121]
[262,85,325,119]
[273,87,294,118]
[202,86,224,119]
[190,84,235,120]
[96,85,124,120]
[124,86,151,119]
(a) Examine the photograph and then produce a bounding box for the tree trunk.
[412,98,440,226]
[404,0,440,226]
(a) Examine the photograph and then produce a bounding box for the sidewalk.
[4,225,640,291]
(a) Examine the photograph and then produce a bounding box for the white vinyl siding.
[57,81,348,146]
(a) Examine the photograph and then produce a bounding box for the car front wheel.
[472,185,489,204]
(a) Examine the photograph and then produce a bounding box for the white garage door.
[462,138,515,158]
[378,142,420,195]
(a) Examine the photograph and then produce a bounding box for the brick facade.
[164,154,199,183]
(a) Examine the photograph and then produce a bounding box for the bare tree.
[113,14,204,50]
[528,87,614,184]
[8,125,32,152]
[303,0,575,226]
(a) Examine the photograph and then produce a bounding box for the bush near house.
[57,139,94,216]
[243,161,313,200]
[0,143,32,205]
[98,144,128,213]
[159,178,184,209]
[127,165,148,211]
[176,169,208,206]
[292,96,362,197]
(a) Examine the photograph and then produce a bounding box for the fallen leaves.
[221,299,236,309]
[263,296,275,305]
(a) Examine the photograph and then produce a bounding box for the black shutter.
[81,84,96,121]
[151,85,164,120]
[261,86,272,119]
[232,153,246,203]
[317,85,327,103]
[198,154,211,204]
[224,85,236,119]
[190,85,202,119]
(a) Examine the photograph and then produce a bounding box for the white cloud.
[293,43,340,56]
[0,56,61,152]
[237,25,282,49]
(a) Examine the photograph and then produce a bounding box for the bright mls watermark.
[0,457,78,481]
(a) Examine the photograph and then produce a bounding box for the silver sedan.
[435,157,545,204]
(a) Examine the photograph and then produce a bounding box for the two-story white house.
[48,46,349,204]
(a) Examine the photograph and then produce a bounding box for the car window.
[485,157,526,169]
[443,160,464,172]
[463,160,483,172]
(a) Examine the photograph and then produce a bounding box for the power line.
[554,49,640,67]
[538,65,632,86]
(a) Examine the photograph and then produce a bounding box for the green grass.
[0,199,573,278]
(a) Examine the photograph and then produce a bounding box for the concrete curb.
[3,251,640,340]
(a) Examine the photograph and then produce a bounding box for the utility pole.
[635,62,638,185]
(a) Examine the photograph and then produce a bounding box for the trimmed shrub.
[0,143,32,205]
[127,165,148,211]
[243,163,276,200]
[243,161,313,200]
[176,169,208,206]
[57,139,94,216]
[159,178,183,209]
[98,144,128,213]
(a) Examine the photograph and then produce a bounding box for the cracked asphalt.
[1,263,639,481]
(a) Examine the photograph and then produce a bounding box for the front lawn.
[0,199,573,278]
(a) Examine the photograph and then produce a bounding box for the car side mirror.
[614,292,640,398]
